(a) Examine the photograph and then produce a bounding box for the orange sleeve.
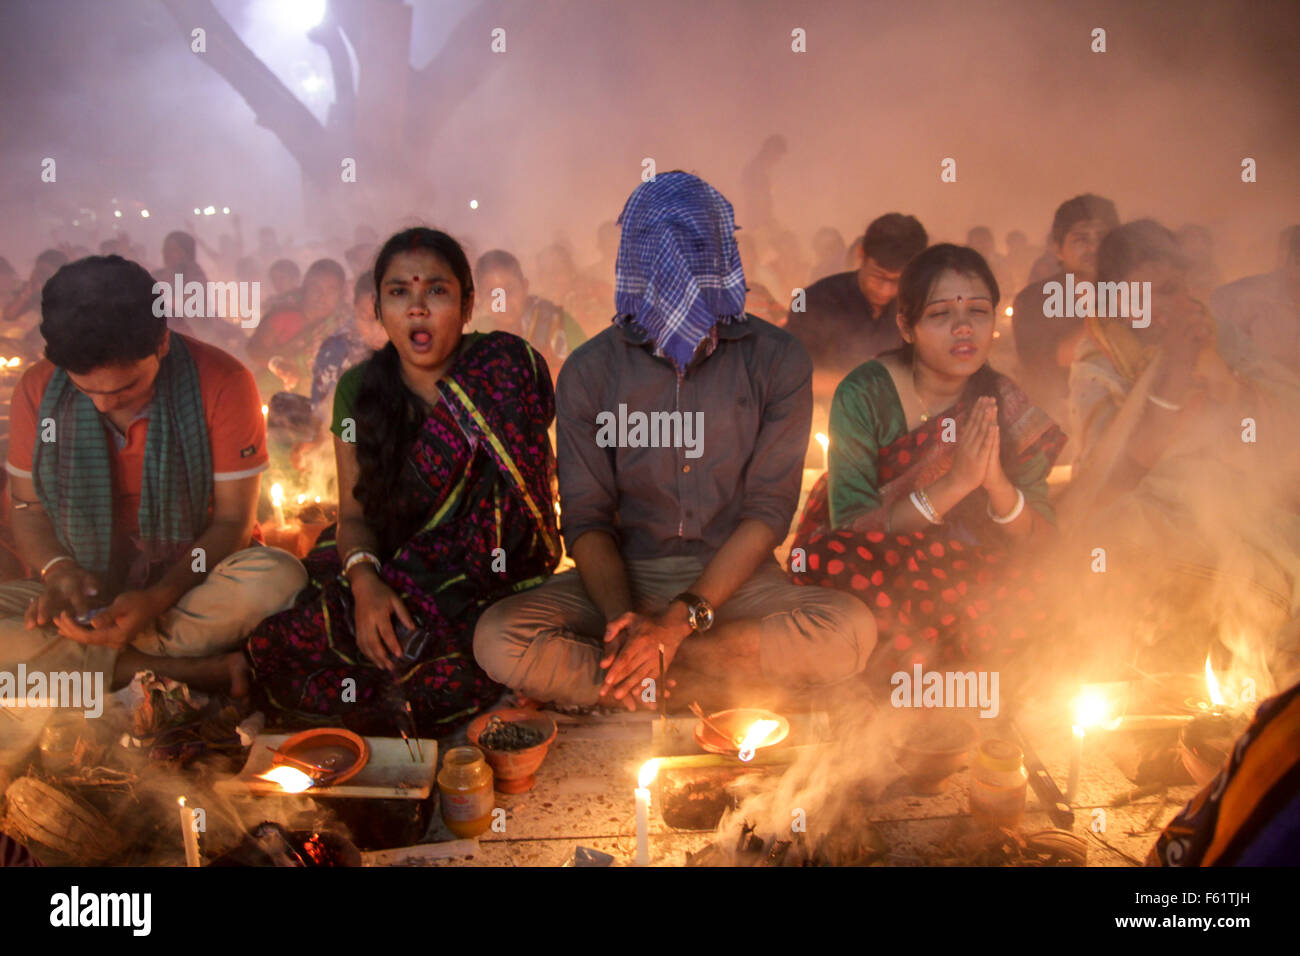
[192,339,270,480]
[5,362,56,479]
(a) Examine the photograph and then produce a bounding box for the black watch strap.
[673,591,714,632]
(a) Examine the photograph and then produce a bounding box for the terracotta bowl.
[888,712,978,794]
[693,708,790,758]
[466,709,558,793]
[275,728,371,786]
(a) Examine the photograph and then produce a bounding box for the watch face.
[695,601,714,631]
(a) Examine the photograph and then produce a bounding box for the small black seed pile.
[479,716,544,752]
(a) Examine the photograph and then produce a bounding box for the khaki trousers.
[473,556,875,707]
[0,546,306,776]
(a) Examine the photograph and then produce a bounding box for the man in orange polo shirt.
[0,256,306,783]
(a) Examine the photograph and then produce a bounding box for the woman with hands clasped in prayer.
[791,244,1066,681]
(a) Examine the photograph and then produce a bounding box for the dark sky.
[1,0,1297,277]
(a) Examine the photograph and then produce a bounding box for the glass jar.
[438,746,495,838]
[969,739,1028,828]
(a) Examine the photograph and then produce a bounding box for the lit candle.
[177,796,201,867]
[1066,725,1083,804]
[815,432,829,472]
[635,759,658,866]
[270,482,286,529]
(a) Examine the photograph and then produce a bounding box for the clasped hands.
[598,604,691,711]
[947,395,1014,500]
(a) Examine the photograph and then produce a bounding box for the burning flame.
[296,493,307,505]
[814,432,829,453]
[1205,654,1225,709]
[1004,306,1014,318]
[1072,688,1118,736]
[736,719,780,762]
[258,765,315,793]
[270,483,284,508]
[637,759,660,789]
[1074,690,1110,730]
[261,404,269,418]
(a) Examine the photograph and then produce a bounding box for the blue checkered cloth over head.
[614,172,747,372]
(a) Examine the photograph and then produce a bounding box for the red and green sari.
[791,360,1066,679]
[247,332,562,735]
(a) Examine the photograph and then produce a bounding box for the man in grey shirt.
[474,173,874,709]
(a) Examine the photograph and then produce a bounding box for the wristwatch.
[672,592,715,633]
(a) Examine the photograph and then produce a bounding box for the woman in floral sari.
[791,244,1065,679]
[247,228,561,735]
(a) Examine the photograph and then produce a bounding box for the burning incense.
[657,643,666,730]
[404,701,424,761]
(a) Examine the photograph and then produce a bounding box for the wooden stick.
[266,746,335,778]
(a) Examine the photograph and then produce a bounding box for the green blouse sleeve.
[827,361,907,530]
[330,361,367,438]
[1011,448,1056,525]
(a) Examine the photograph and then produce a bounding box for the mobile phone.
[75,606,107,626]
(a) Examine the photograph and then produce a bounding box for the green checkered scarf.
[33,335,212,588]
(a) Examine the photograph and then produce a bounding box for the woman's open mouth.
[409,329,433,352]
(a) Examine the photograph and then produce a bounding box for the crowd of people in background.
[2,162,1299,864]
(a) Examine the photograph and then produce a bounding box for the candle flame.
[296,493,307,505]
[737,718,780,762]
[814,432,829,453]
[6,357,19,367]
[270,483,284,507]
[1074,689,1109,730]
[261,404,269,418]
[258,765,315,793]
[637,759,660,789]
[1004,306,1014,318]
[1205,654,1225,708]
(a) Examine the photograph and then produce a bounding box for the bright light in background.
[469,199,478,210]
[270,0,326,32]
[300,72,326,94]
[114,209,122,218]
[140,209,150,218]
[194,207,201,215]
[222,207,231,215]
[203,205,216,216]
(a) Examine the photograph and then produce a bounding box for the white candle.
[1066,725,1083,804]
[635,760,658,866]
[178,797,201,867]
[270,482,286,529]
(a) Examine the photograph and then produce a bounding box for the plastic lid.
[977,739,1023,772]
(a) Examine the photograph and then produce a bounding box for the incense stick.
[658,643,666,727]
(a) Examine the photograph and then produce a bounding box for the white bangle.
[40,555,74,580]
[1147,393,1183,412]
[343,550,381,577]
[987,487,1026,525]
[909,490,942,525]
